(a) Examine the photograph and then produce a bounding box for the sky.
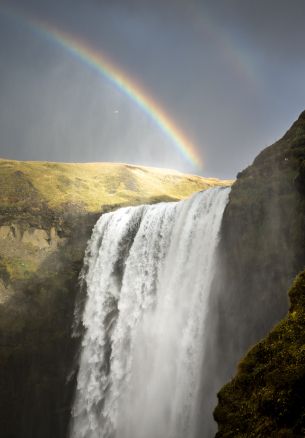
[0,0,304,179]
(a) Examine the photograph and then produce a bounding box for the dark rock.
[214,271,305,437]
[212,110,305,436]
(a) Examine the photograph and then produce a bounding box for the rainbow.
[0,5,203,169]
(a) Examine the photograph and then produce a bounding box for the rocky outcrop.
[214,270,305,437]
[0,159,230,438]
[0,224,65,249]
[212,111,305,435]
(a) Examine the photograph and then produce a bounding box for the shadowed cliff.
[215,270,305,437]
[210,110,305,436]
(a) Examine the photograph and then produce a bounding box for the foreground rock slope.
[215,270,305,437]
[0,159,230,438]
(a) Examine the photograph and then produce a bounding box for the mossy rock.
[215,270,305,437]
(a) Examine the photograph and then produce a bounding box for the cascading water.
[70,187,230,438]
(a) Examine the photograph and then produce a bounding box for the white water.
[70,187,230,438]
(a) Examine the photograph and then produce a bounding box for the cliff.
[215,270,305,437]
[212,111,305,435]
[0,159,230,438]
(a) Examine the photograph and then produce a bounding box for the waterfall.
[70,187,230,438]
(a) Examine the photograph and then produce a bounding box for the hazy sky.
[0,0,304,178]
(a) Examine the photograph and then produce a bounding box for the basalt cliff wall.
[212,111,305,436]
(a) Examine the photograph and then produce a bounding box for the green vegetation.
[0,255,38,281]
[215,270,305,438]
[0,159,231,214]
[0,158,232,303]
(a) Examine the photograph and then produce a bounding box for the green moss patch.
[0,256,39,281]
[215,270,305,437]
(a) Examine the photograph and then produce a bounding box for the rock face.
[0,159,230,438]
[215,270,305,437]
[212,111,305,435]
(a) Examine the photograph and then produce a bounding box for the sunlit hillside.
[0,159,233,213]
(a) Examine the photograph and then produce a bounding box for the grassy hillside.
[0,159,232,294]
[0,159,231,214]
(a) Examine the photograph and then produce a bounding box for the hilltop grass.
[0,159,232,213]
[0,157,233,298]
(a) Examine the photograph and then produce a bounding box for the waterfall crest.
[71,187,230,438]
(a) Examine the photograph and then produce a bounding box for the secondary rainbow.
[7,7,203,169]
